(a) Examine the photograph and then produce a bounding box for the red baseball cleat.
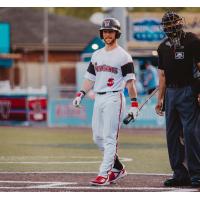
[90,175,110,186]
[109,168,127,183]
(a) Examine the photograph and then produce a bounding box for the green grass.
[0,127,171,173]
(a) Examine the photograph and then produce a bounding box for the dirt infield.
[0,172,199,192]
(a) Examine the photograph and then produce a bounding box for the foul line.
[0,157,133,165]
[0,161,102,164]
[0,171,171,176]
[0,180,77,189]
[0,185,197,192]
[0,173,198,192]
[0,180,77,185]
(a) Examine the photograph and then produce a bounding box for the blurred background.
[0,7,200,128]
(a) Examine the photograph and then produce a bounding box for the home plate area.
[0,172,199,192]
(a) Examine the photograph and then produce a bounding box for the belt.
[97,90,120,95]
[166,83,190,88]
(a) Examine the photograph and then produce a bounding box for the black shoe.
[164,178,191,187]
[191,177,200,188]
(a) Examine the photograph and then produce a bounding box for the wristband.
[131,97,137,102]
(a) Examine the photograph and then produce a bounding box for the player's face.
[102,30,116,45]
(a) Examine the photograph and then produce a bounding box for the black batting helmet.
[161,11,184,38]
[99,18,121,39]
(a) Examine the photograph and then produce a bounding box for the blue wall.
[48,96,165,128]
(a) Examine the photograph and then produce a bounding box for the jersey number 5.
[107,78,114,87]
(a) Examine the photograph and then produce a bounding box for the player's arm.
[72,79,94,107]
[81,79,94,94]
[155,69,166,116]
[126,79,137,99]
[197,62,200,71]
[125,79,139,119]
[191,36,200,105]
[73,79,94,107]
[121,59,139,119]
[73,61,96,107]
[196,62,200,105]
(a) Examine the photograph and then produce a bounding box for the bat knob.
[123,114,134,125]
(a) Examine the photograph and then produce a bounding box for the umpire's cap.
[99,18,121,39]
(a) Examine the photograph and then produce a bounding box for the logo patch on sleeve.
[175,52,184,59]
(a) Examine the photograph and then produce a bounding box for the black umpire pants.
[165,86,200,179]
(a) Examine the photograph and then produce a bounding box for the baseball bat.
[123,114,135,125]
[123,87,159,125]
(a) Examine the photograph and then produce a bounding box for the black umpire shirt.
[157,32,200,87]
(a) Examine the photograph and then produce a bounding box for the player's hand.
[197,93,200,106]
[128,101,139,120]
[155,100,164,116]
[72,91,85,107]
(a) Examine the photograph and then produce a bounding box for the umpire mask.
[161,11,184,48]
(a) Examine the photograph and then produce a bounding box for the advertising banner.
[48,98,94,127]
[0,94,47,123]
[0,95,27,121]
[28,97,47,121]
[48,96,165,128]
[132,19,165,42]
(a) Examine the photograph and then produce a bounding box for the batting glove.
[73,90,86,107]
[128,100,139,119]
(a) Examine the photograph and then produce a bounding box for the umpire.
[155,11,200,187]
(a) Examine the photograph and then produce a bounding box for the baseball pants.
[92,91,125,177]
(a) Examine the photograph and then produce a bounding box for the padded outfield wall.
[48,96,165,128]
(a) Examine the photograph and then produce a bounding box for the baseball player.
[155,11,200,187]
[73,18,138,186]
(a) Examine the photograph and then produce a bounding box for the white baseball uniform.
[85,45,136,176]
